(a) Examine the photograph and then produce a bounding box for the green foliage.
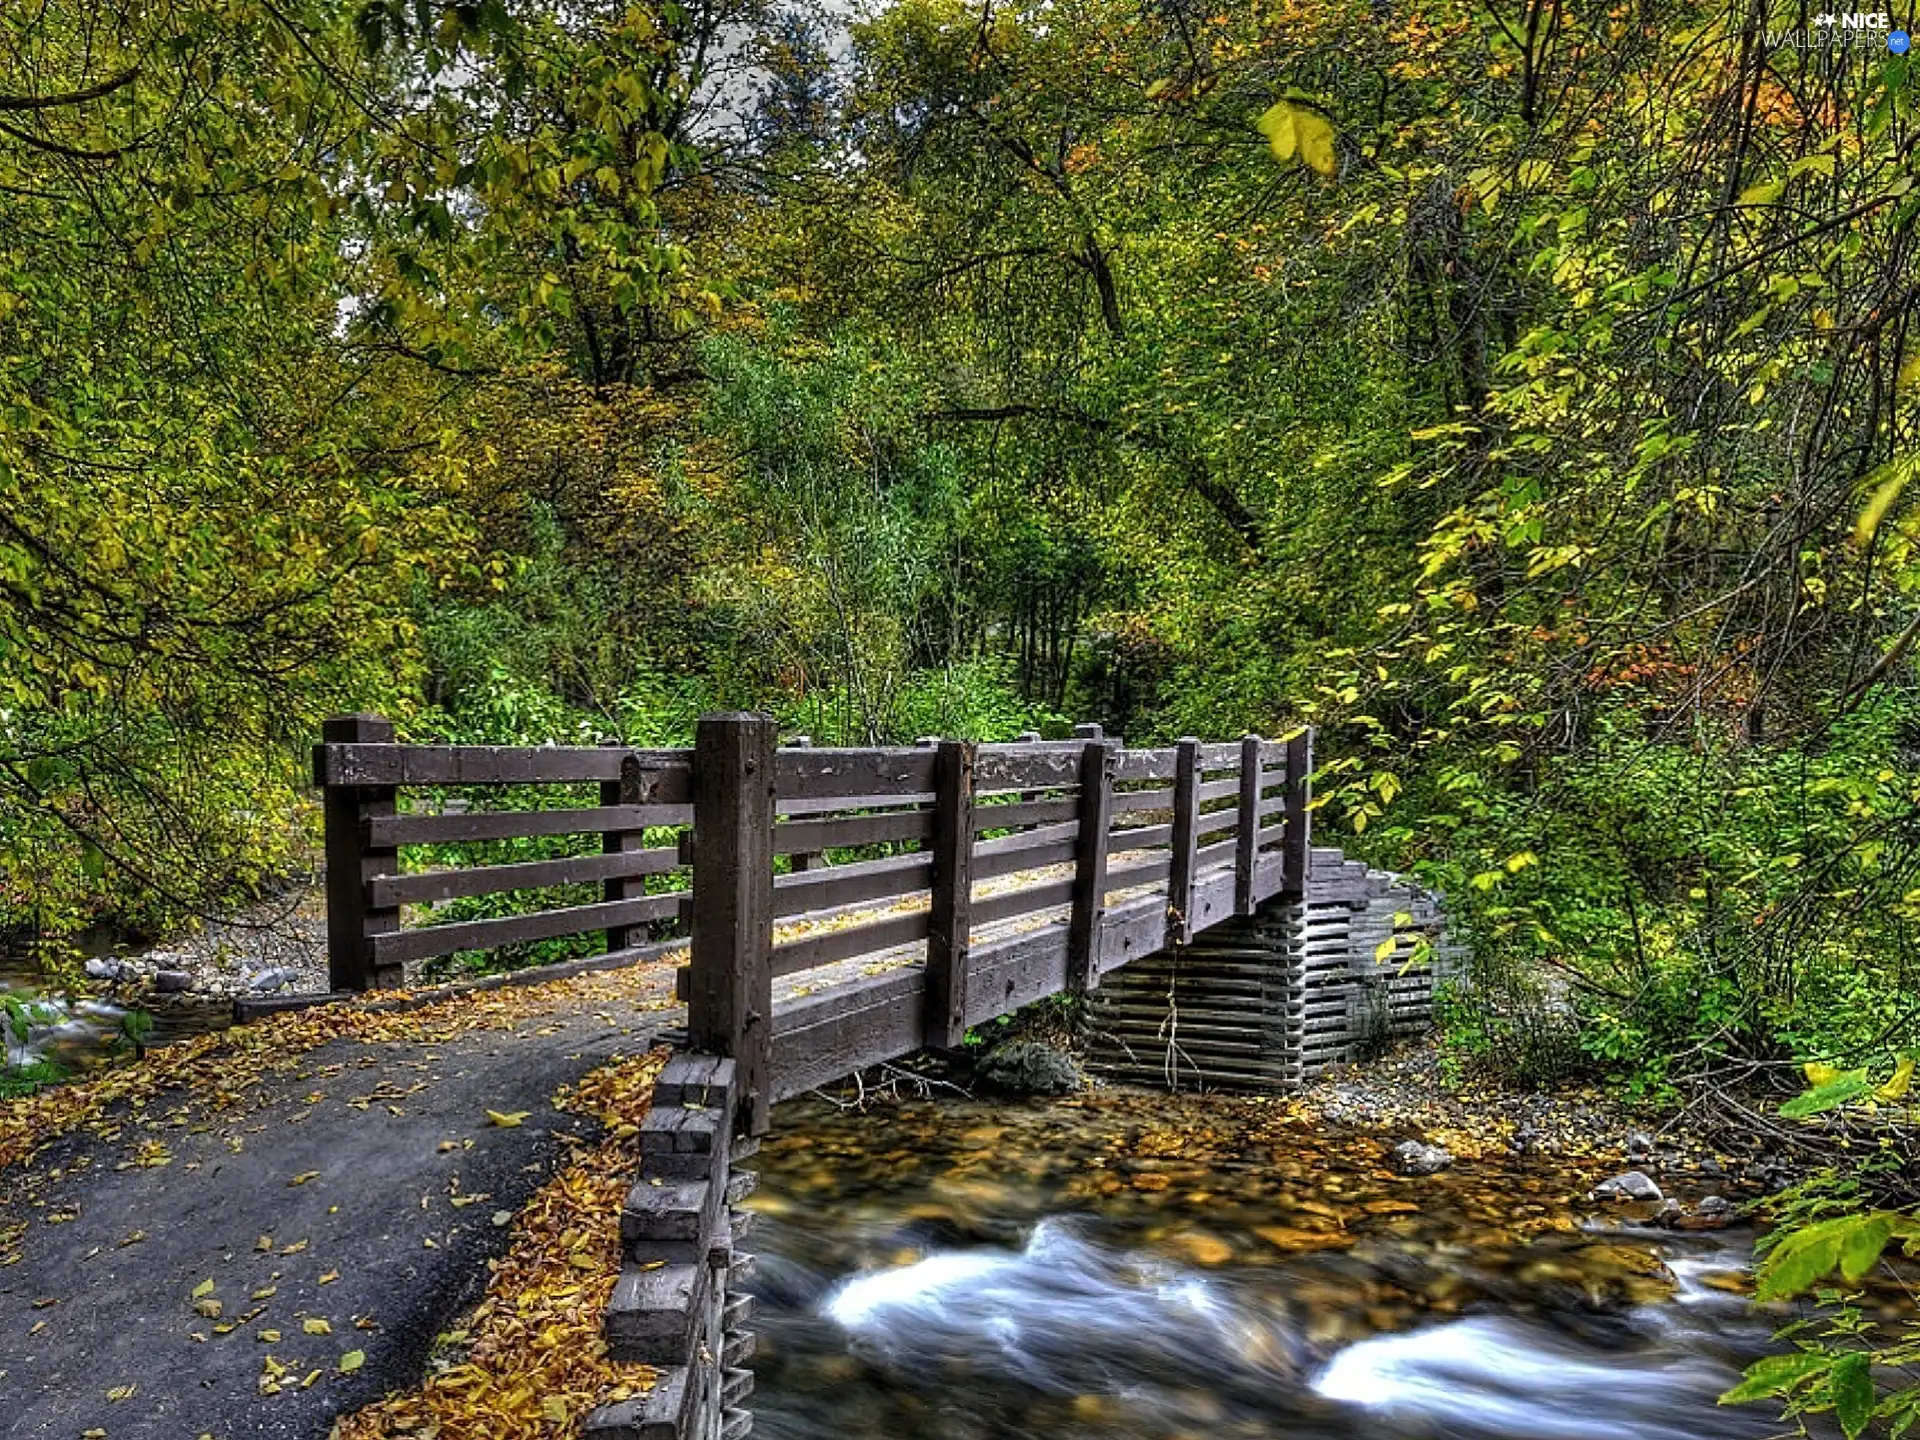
[1725,1175,1920,1438]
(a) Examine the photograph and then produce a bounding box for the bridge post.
[689,712,777,1138]
[925,740,976,1047]
[1282,728,1314,897]
[1167,737,1203,944]
[317,713,402,992]
[1234,733,1263,915]
[600,738,647,952]
[1067,733,1118,992]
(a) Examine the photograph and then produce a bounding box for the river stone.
[1391,1141,1453,1176]
[1592,1169,1663,1201]
[974,1040,1084,1096]
[151,969,193,993]
[83,958,124,982]
[247,967,297,994]
[1697,1194,1732,1216]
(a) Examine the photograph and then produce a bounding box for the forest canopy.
[2,0,1918,1110]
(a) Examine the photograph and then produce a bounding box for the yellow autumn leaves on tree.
[1256,99,1338,176]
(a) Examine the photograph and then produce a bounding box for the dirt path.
[0,957,682,1440]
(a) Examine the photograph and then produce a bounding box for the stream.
[745,1090,1804,1440]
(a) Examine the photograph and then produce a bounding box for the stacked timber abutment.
[1088,845,1462,1092]
[586,1053,757,1440]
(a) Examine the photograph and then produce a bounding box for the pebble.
[1392,1141,1453,1176]
[1592,1170,1663,1202]
[152,970,193,993]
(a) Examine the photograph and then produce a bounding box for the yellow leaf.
[1255,100,1296,161]
[1256,99,1338,176]
[1804,1060,1841,1087]
[1855,457,1916,545]
[1294,108,1338,176]
[288,1171,320,1187]
[1875,1055,1914,1102]
[1374,937,1397,962]
[191,1279,215,1300]
[339,1350,366,1373]
[486,1110,530,1128]
[304,1318,332,1335]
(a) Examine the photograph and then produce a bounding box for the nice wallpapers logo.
[1769,12,1914,48]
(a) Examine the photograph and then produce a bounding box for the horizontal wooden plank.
[975,819,1080,859]
[1114,749,1177,782]
[1197,776,1242,803]
[368,805,689,847]
[1098,898,1167,975]
[973,837,1077,882]
[1111,786,1175,817]
[1254,853,1290,904]
[772,809,934,856]
[1106,853,1173,890]
[771,968,926,1101]
[775,748,937,799]
[975,747,1084,792]
[1196,808,1240,839]
[370,893,683,966]
[1107,822,1172,852]
[963,924,1070,1028]
[1199,741,1247,768]
[1183,870,1238,934]
[972,875,1076,927]
[318,743,691,792]
[973,796,1081,831]
[772,852,932,920]
[771,910,930,977]
[777,792,933,818]
[369,846,682,907]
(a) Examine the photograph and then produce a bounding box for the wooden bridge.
[312,711,1449,1440]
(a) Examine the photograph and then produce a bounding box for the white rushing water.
[815,1220,1778,1440]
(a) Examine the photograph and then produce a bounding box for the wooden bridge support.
[589,1053,758,1440]
[1087,845,1461,1092]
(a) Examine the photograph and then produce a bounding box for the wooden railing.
[314,712,1312,1134]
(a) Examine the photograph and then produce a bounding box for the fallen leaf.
[304,1318,332,1335]
[486,1110,530,1129]
[340,1349,366,1373]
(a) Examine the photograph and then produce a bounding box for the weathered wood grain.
[368,846,682,908]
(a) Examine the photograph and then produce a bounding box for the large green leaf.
[1779,1073,1871,1118]
[1720,1349,1832,1404]
[1830,1352,1874,1440]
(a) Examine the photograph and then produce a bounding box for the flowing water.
[746,1091,1812,1440]
[0,947,231,1082]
